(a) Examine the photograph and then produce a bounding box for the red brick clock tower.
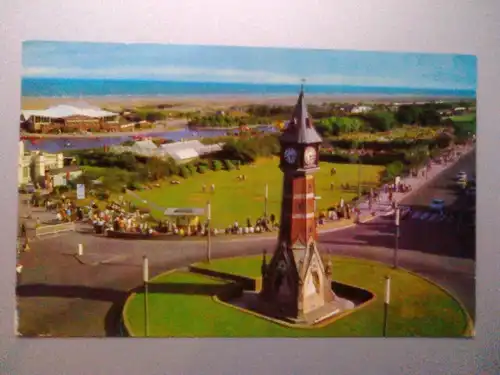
[260,86,336,322]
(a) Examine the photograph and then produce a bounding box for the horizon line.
[21,76,477,92]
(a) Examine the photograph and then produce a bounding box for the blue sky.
[22,41,477,90]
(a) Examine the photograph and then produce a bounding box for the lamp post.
[393,207,400,269]
[206,200,212,263]
[264,184,268,218]
[357,155,362,200]
[383,275,391,337]
[142,255,149,337]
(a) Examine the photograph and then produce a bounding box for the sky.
[22,41,477,90]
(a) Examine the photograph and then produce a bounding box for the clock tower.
[260,85,337,322]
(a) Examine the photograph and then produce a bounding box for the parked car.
[466,186,476,196]
[19,183,35,194]
[430,198,445,212]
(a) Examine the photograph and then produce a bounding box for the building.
[259,86,353,324]
[110,139,223,163]
[21,105,120,133]
[350,105,373,114]
[45,165,83,189]
[18,140,64,187]
[159,140,223,163]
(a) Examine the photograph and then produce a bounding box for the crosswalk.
[403,208,455,223]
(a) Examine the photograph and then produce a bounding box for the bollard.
[77,243,83,256]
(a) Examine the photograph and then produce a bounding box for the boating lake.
[23,125,278,153]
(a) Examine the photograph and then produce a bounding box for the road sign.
[76,184,85,200]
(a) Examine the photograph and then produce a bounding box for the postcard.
[16,41,476,337]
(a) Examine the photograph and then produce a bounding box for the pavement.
[15,145,476,337]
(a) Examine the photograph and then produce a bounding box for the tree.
[396,105,420,124]
[386,161,405,179]
[435,132,454,149]
[146,157,168,181]
[418,108,441,126]
[362,111,397,132]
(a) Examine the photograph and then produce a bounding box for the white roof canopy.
[21,105,118,120]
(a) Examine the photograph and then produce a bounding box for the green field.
[123,255,470,337]
[449,114,477,134]
[126,157,384,228]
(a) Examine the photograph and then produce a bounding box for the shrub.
[198,165,208,174]
[184,163,196,175]
[224,159,235,170]
[127,181,141,190]
[386,160,405,178]
[179,166,191,179]
[96,190,110,200]
[212,160,222,171]
[54,185,70,194]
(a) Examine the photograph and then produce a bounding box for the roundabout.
[122,255,472,337]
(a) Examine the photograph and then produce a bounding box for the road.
[16,151,476,337]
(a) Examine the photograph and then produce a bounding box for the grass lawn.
[449,114,477,134]
[125,157,384,228]
[123,255,470,337]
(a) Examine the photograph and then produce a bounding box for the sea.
[22,78,476,98]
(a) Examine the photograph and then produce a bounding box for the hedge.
[224,159,236,171]
[212,160,223,171]
[179,166,191,179]
[324,138,439,151]
[319,152,408,166]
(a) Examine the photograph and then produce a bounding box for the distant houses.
[350,105,373,114]
[18,140,81,188]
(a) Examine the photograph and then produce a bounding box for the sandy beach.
[20,94,469,111]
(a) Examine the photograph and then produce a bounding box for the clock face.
[304,146,317,166]
[284,147,297,164]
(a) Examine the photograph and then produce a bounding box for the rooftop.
[22,105,118,120]
[280,86,323,145]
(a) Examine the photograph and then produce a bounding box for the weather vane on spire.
[301,78,306,91]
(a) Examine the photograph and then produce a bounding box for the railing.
[35,222,76,237]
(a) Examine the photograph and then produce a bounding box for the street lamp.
[206,200,212,263]
[357,151,363,200]
[383,275,391,337]
[142,255,149,337]
[264,184,268,218]
[393,207,400,269]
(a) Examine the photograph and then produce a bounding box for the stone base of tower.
[227,290,355,327]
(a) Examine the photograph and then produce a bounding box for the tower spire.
[280,81,322,144]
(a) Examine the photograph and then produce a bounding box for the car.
[466,186,476,196]
[430,198,445,212]
[19,183,35,194]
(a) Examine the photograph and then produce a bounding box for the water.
[22,78,476,98]
[23,125,277,153]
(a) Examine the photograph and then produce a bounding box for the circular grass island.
[122,255,473,337]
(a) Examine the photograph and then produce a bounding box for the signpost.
[383,275,391,337]
[206,201,212,263]
[76,184,85,200]
[142,255,149,337]
[393,207,400,269]
[264,184,269,218]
